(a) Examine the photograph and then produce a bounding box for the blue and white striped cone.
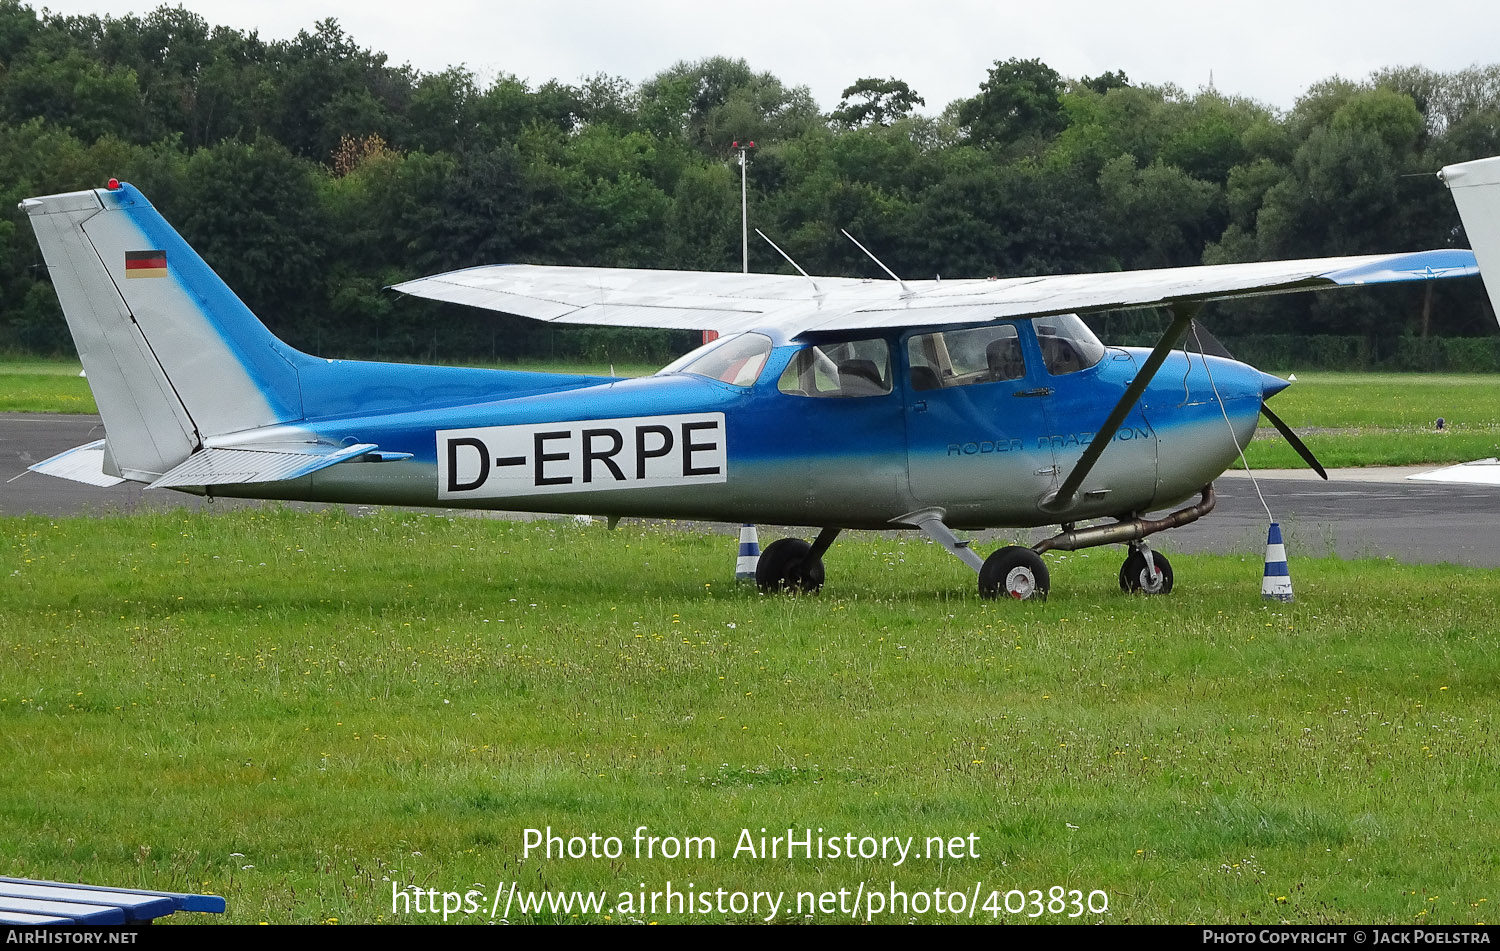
[735,524,760,581]
[1261,521,1293,602]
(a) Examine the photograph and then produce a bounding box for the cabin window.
[907,324,1025,390]
[1033,314,1105,375]
[661,332,773,386]
[777,338,892,398]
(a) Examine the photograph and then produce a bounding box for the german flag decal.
[124,249,167,279]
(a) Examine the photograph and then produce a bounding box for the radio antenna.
[841,229,913,297]
[756,229,822,296]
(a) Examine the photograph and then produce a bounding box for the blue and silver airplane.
[22,157,1500,600]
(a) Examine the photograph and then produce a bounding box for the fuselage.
[205,318,1273,531]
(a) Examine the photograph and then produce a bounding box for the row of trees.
[2,1,1498,362]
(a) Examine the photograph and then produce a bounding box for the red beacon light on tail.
[106,178,120,190]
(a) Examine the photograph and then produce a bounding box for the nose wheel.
[1119,544,1173,595]
[979,546,1050,601]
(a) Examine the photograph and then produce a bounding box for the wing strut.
[1041,302,1200,514]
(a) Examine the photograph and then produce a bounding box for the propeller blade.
[1260,403,1327,480]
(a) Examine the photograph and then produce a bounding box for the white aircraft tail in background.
[1443,155,1500,320]
[1409,158,1500,487]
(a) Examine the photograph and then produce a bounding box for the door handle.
[912,400,927,413]
[1014,387,1052,398]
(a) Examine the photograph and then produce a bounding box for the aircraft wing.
[391,250,1478,336]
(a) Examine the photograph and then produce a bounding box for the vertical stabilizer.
[1440,156,1500,327]
[23,183,309,480]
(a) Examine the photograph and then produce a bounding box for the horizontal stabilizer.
[1408,459,1500,486]
[28,440,126,487]
[147,442,378,490]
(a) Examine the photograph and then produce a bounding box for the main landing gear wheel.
[979,546,1049,601]
[1119,549,1173,595]
[756,538,825,594]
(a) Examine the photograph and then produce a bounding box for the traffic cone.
[1261,521,1293,602]
[735,524,760,581]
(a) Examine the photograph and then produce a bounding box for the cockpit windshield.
[657,332,773,387]
[1032,314,1105,375]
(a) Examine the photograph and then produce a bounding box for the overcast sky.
[28,0,1500,112]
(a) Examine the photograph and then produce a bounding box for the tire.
[755,538,825,594]
[979,546,1050,601]
[1119,549,1173,594]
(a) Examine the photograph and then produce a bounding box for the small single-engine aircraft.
[22,156,1500,600]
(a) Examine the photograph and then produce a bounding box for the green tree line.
[2,1,1498,363]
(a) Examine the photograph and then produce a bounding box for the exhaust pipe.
[1033,485,1215,555]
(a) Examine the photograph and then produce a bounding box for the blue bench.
[0,877,225,925]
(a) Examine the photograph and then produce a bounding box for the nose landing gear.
[1119,542,1173,595]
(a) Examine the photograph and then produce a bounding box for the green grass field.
[2,508,1495,924]
[0,359,99,414]
[1244,372,1500,469]
[7,359,1500,470]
